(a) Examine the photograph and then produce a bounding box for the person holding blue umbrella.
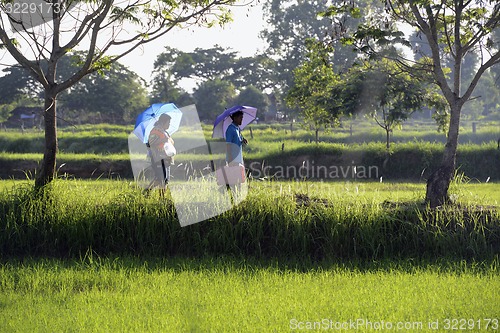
[134,103,181,194]
[134,103,182,143]
[147,113,176,192]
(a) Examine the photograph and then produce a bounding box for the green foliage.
[262,0,369,88]
[233,85,269,114]
[286,39,341,142]
[0,53,149,124]
[110,4,142,24]
[62,60,149,123]
[463,69,500,120]
[153,45,254,87]
[343,59,444,147]
[89,56,115,76]
[432,108,450,134]
[0,180,498,259]
[193,78,236,121]
[0,66,42,103]
[151,47,276,118]
[287,45,451,147]
[320,4,362,19]
[151,46,276,98]
[0,103,16,123]
[261,0,381,121]
[150,51,193,105]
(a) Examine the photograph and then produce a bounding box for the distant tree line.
[0,47,273,126]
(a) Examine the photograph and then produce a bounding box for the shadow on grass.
[1,253,499,276]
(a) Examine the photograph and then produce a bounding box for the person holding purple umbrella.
[225,110,248,166]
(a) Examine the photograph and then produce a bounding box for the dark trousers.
[152,159,170,186]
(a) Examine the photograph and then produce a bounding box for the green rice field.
[0,256,498,332]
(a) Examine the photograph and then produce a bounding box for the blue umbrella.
[212,105,257,139]
[133,103,182,143]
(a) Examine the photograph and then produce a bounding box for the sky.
[119,2,267,88]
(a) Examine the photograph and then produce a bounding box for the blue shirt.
[226,123,243,146]
[225,123,243,164]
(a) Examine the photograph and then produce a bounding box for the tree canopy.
[0,54,150,124]
[193,78,237,121]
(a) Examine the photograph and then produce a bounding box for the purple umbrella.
[212,105,257,139]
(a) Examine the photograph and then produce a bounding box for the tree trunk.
[425,104,461,207]
[35,93,58,188]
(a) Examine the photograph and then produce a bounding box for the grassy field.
[0,120,498,332]
[1,121,499,155]
[0,257,498,332]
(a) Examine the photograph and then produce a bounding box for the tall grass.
[0,180,498,260]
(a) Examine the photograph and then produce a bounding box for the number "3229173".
[2,1,62,15]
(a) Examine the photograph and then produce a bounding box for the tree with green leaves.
[262,0,358,88]
[262,0,334,122]
[152,46,236,83]
[62,62,148,124]
[0,0,236,188]
[0,55,149,124]
[326,0,500,207]
[0,66,42,104]
[233,85,269,114]
[230,55,277,91]
[0,104,11,125]
[470,69,500,119]
[150,49,182,100]
[152,46,275,92]
[286,39,341,143]
[149,70,185,105]
[193,78,236,121]
[346,59,447,149]
[151,46,275,120]
[262,0,380,121]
